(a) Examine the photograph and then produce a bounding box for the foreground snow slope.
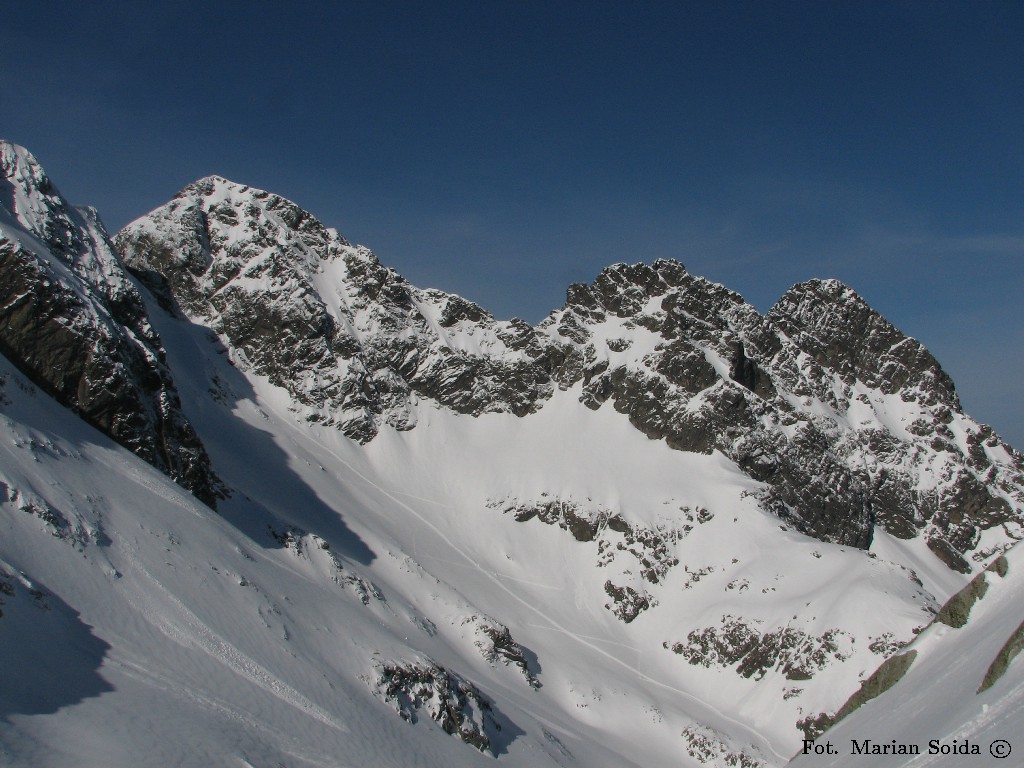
[3,348,645,768]
[0,312,967,767]
[789,542,1024,767]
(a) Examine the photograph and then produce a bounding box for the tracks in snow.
[285,424,788,765]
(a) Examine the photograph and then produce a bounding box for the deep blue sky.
[4,2,1023,446]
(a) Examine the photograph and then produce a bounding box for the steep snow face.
[0,142,219,504]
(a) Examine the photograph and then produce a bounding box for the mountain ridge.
[2,139,1024,767]
[114,169,1024,565]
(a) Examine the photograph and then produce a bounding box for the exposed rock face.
[541,262,876,548]
[373,659,503,754]
[768,280,1016,560]
[0,142,220,506]
[116,175,1024,569]
[463,614,541,688]
[978,618,1024,693]
[797,650,919,740]
[116,177,558,442]
[682,724,768,768]
[666,614,854,681]
[542,261,1024,562]
[769,279,955,398]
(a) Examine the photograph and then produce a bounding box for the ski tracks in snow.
[294,431,788,765]
[111,531,348,736]
[114,656,349,768]
[417,551,566,590]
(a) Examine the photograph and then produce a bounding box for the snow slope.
[3,143,1024,767]
[1,350,605,767]
[0,292,972,767]
[789,543,1024,767]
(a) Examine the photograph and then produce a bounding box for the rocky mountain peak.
[117,179,559,442]
[0,143,221,506]
[541,260,1022,561]
[0,141,150,331]
[1,141,49,194]
[563,259,682,315]
[769,278,957,404]
[112,169,1024,570]
[1,140,51,193]
[2,141,85,263]
[561,258,745,320]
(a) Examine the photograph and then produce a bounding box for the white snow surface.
[789,545,1024,767]
[0,300,1003,767]
[3,147,1024,767]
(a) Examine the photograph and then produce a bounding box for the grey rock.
[117,177,556,442]
[0,142,220,506]
[374,659,503,754]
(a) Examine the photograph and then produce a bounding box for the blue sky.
[4,2,1023,446]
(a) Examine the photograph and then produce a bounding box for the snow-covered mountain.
[2,141,1023,767]
[116,173,1023,565]
[0,143,219,505]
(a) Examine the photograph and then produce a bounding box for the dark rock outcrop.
[464,614,541,688]
[0,142,220,506]
[374,659,504,754]
[667,614,854,681]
